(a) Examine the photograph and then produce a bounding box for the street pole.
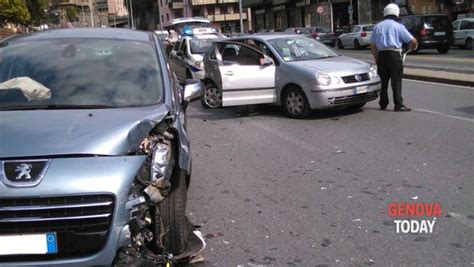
[81,5,85,27]
[89,0,94,27]
[158,0,163,31]
[130,0,134,28]
[239,0,244,33]
[329,0,333,33]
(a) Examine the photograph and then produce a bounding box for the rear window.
[424,16,450,29]
[363,26,374,31]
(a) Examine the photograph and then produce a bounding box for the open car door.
[215,42,276,107]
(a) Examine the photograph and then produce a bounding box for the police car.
[169,27,224,82]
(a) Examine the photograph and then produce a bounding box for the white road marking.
[415,108,474,123]
[404,79,474,90]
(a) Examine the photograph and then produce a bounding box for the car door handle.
[224,71,234,76]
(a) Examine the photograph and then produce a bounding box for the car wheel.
[466,38,473,50]
[157,170,188,255]
[282,87,311,119]
[437,45,450,54]
[200,83,222,109]
[354,39,361,50]
[337,39,344,49]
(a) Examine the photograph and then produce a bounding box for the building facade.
[158,0,251,33]
[50,0,116,27]
[244,0,473,32]
[157,0,193,29]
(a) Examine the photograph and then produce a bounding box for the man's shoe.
[380,105,387,110]
[394,105,412,112]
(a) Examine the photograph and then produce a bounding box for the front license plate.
[0,232,58,255]
[355,86,368,94]
[434,32,446,36]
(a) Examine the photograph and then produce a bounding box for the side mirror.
[261,55,274,66]
[183,79,202,103]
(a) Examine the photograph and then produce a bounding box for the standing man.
[370,4,418,111]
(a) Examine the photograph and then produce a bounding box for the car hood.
[0,105,170,158]
[296,56,370,73]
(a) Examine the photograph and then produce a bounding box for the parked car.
[399,14,453,53]
[337,24,374,49]
[0,28,203,265]
[201,35,381,119]
[311,27,337,47]
[169,27,223,82]
[452,18,474,50]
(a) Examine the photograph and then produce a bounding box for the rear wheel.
[466,38,473,50]
[157,170,188,255]
[282,87,311,119]
[200,83,222,109]
[337,39,344,49]
[437,45,450,54]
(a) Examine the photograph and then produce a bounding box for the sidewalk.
[403,67,474,87]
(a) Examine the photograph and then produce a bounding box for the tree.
[65,6,78,22]
[0,0,31,27]
[25,0,48,26]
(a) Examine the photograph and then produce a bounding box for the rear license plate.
[0,232,58,255]
[434,32,446,36]
[355,86,368,94]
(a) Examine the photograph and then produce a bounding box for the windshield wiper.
[0,104,116,111]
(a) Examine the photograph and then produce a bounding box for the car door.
[175,39,189,79]
[342,26,355,47]
[459,20,474,46]
[169,40,182,77]
[215,42,276,107]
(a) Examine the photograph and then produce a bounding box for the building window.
[162,15,164,22]
[227,5,234,14]
[166,13,169,21]
[215,7,220,15]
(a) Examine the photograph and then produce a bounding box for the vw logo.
[1,159,51,187]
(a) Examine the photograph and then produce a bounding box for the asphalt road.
[337,48,474,74]
[186,80,474,266]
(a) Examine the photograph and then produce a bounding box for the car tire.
[282,86,311,119]
[337,39,344,49]
[157,170,188,255]
[437,45,450,54]
[329,41,336,48]
[354,39,361,50]
[466,38,473,50]
[200,83,222,109]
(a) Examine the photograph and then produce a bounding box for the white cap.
[383,3,400,18]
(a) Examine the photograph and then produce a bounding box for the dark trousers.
[377,51,404,108]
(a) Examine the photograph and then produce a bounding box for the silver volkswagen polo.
[0,28,203,265]
[201,34,381,118]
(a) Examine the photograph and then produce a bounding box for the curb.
[403,73,474,87]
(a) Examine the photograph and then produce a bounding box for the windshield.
[363,26,374,31]
[190,38,216,54]
[268,36,339,62]
[315,27,330,33]
[425,16,450,30]
[0,38,163,109]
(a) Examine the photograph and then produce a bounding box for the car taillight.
[420,28,428,37]
[312,33,319,38]
[361,32,367,37]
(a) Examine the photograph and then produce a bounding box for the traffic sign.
[317,6,324,14]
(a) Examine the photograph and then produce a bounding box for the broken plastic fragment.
[411,196,419,200]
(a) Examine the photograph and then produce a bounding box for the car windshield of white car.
[190,38,215,55]
[363,26,374,31]
[0,38,163,109]
[268,37,339,62]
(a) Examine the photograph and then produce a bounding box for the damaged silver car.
[0,28,203,265]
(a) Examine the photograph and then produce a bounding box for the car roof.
[231,33,302,41]
[2,28,153,44]
[454,18,474,22]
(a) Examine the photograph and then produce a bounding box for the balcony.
[206,12,247,22]
[170,1,184,9]
[191,0,216,5]
[218,0,239,3]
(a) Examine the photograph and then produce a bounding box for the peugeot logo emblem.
[1,159,51,187]
[355,74,362,82]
